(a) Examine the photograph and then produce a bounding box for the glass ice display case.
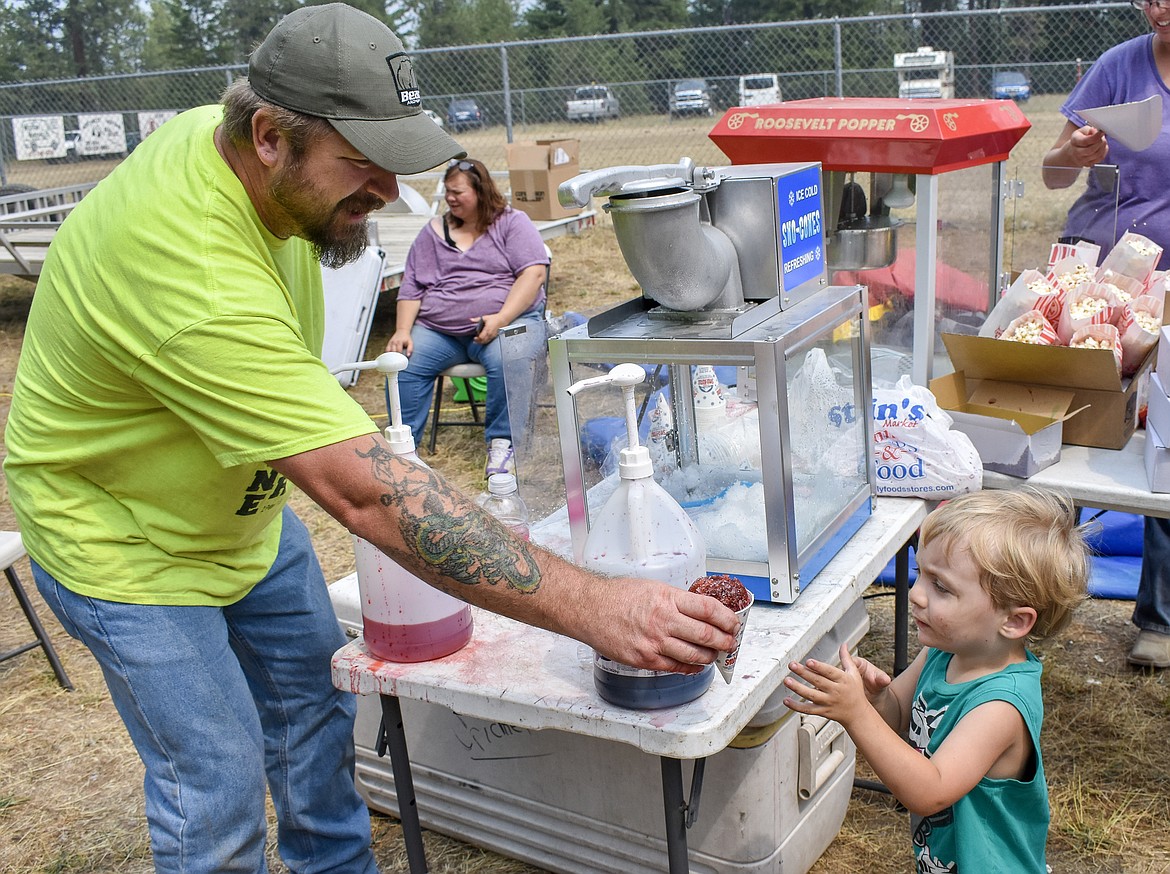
[538,283,874,604]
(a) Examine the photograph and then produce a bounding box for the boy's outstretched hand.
[782,643,890,726]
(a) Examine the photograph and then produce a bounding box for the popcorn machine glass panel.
[546,284,874,604]
[829,164,998,384]
[1019,163,1122,270]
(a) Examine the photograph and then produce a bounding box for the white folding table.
[982,430,1170,518]
[331,496,927,874]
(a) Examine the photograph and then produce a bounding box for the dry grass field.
[2,95,1170,873]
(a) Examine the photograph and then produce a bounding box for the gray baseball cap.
[249,3,465,175]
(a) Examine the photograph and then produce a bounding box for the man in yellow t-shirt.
[4,5,740,870]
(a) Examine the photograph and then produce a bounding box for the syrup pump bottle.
[567,363,714,708]
[333,352,473,662]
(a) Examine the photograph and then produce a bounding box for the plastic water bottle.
[692,364,727,433]
[339,353,473,663]
[481,473,531,540]
[647,393,677,478]
[567,363,713,709]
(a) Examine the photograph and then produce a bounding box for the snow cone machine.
[527,158,876,604]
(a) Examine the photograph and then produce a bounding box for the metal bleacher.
[0,182,96,279]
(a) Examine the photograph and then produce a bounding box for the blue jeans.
[33,507,377,874]
[394,311,544,445]
[1137,516,1170,635]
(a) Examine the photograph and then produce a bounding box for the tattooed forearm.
[409,492,541,592]
[355,440,541,593]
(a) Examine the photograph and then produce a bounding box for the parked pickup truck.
[566,85,620,122]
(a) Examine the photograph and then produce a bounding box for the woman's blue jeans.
[394,312,544,445]
[1137,516,1170,635]
[32,507,378,874]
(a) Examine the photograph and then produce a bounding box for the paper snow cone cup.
[716,592,753,684]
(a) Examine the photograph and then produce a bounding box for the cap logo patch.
[387,53,422,107]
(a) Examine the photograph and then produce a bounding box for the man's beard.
[270,162,384,269]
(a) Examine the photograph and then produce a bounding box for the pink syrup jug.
[336,352,473,662]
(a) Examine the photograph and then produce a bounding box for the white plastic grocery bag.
[870,376,983,498]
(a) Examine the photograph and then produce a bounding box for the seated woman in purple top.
[387,157,549,478]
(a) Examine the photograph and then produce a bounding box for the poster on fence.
[12,115,67,161]
[137,110,177,139]
[76,113,126,157]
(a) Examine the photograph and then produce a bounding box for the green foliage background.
[0,0,1144,84]
[0,1,1150,163]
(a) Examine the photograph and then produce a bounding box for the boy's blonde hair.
[918,486,1089,641]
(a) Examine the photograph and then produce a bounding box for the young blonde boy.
[784,486,1088,873]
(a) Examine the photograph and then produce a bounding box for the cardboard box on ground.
[506,139,582,221]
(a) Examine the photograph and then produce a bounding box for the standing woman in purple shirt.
[387,157,549,478]
[1042,0,1170,669]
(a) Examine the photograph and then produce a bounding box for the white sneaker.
[485,439,515,478]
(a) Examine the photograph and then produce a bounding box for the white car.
[738,74,781,106]
[566,86,620,122]
[421,109,445,130]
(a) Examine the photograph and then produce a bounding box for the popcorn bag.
[870,377,983,499]
[1098,231,1163,288]
[1057,285,1117,345]
[1070,324,1122,373]
[1047,240,1101,273]
[1118,295,1164,375]
[1047,255,1097,293]
[1001,310,1059,345]
[1148,271,1168,309]
[1095,268,1144,306]
[979,269,1064,338]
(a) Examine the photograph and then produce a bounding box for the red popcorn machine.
[710,97,1031,385]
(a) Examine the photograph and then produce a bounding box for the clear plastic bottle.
[481,473,530,540]
[568,363,713,709]
[646,392,677,478]
[347,353,473,662]
[692,364,728,433]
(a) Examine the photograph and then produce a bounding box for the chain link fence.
[0,2,1145,194]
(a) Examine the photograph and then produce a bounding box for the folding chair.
[1,531,73,690]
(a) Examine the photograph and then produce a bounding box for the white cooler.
[329,575,867,874]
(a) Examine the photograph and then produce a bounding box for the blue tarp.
[875,508,1143,600]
